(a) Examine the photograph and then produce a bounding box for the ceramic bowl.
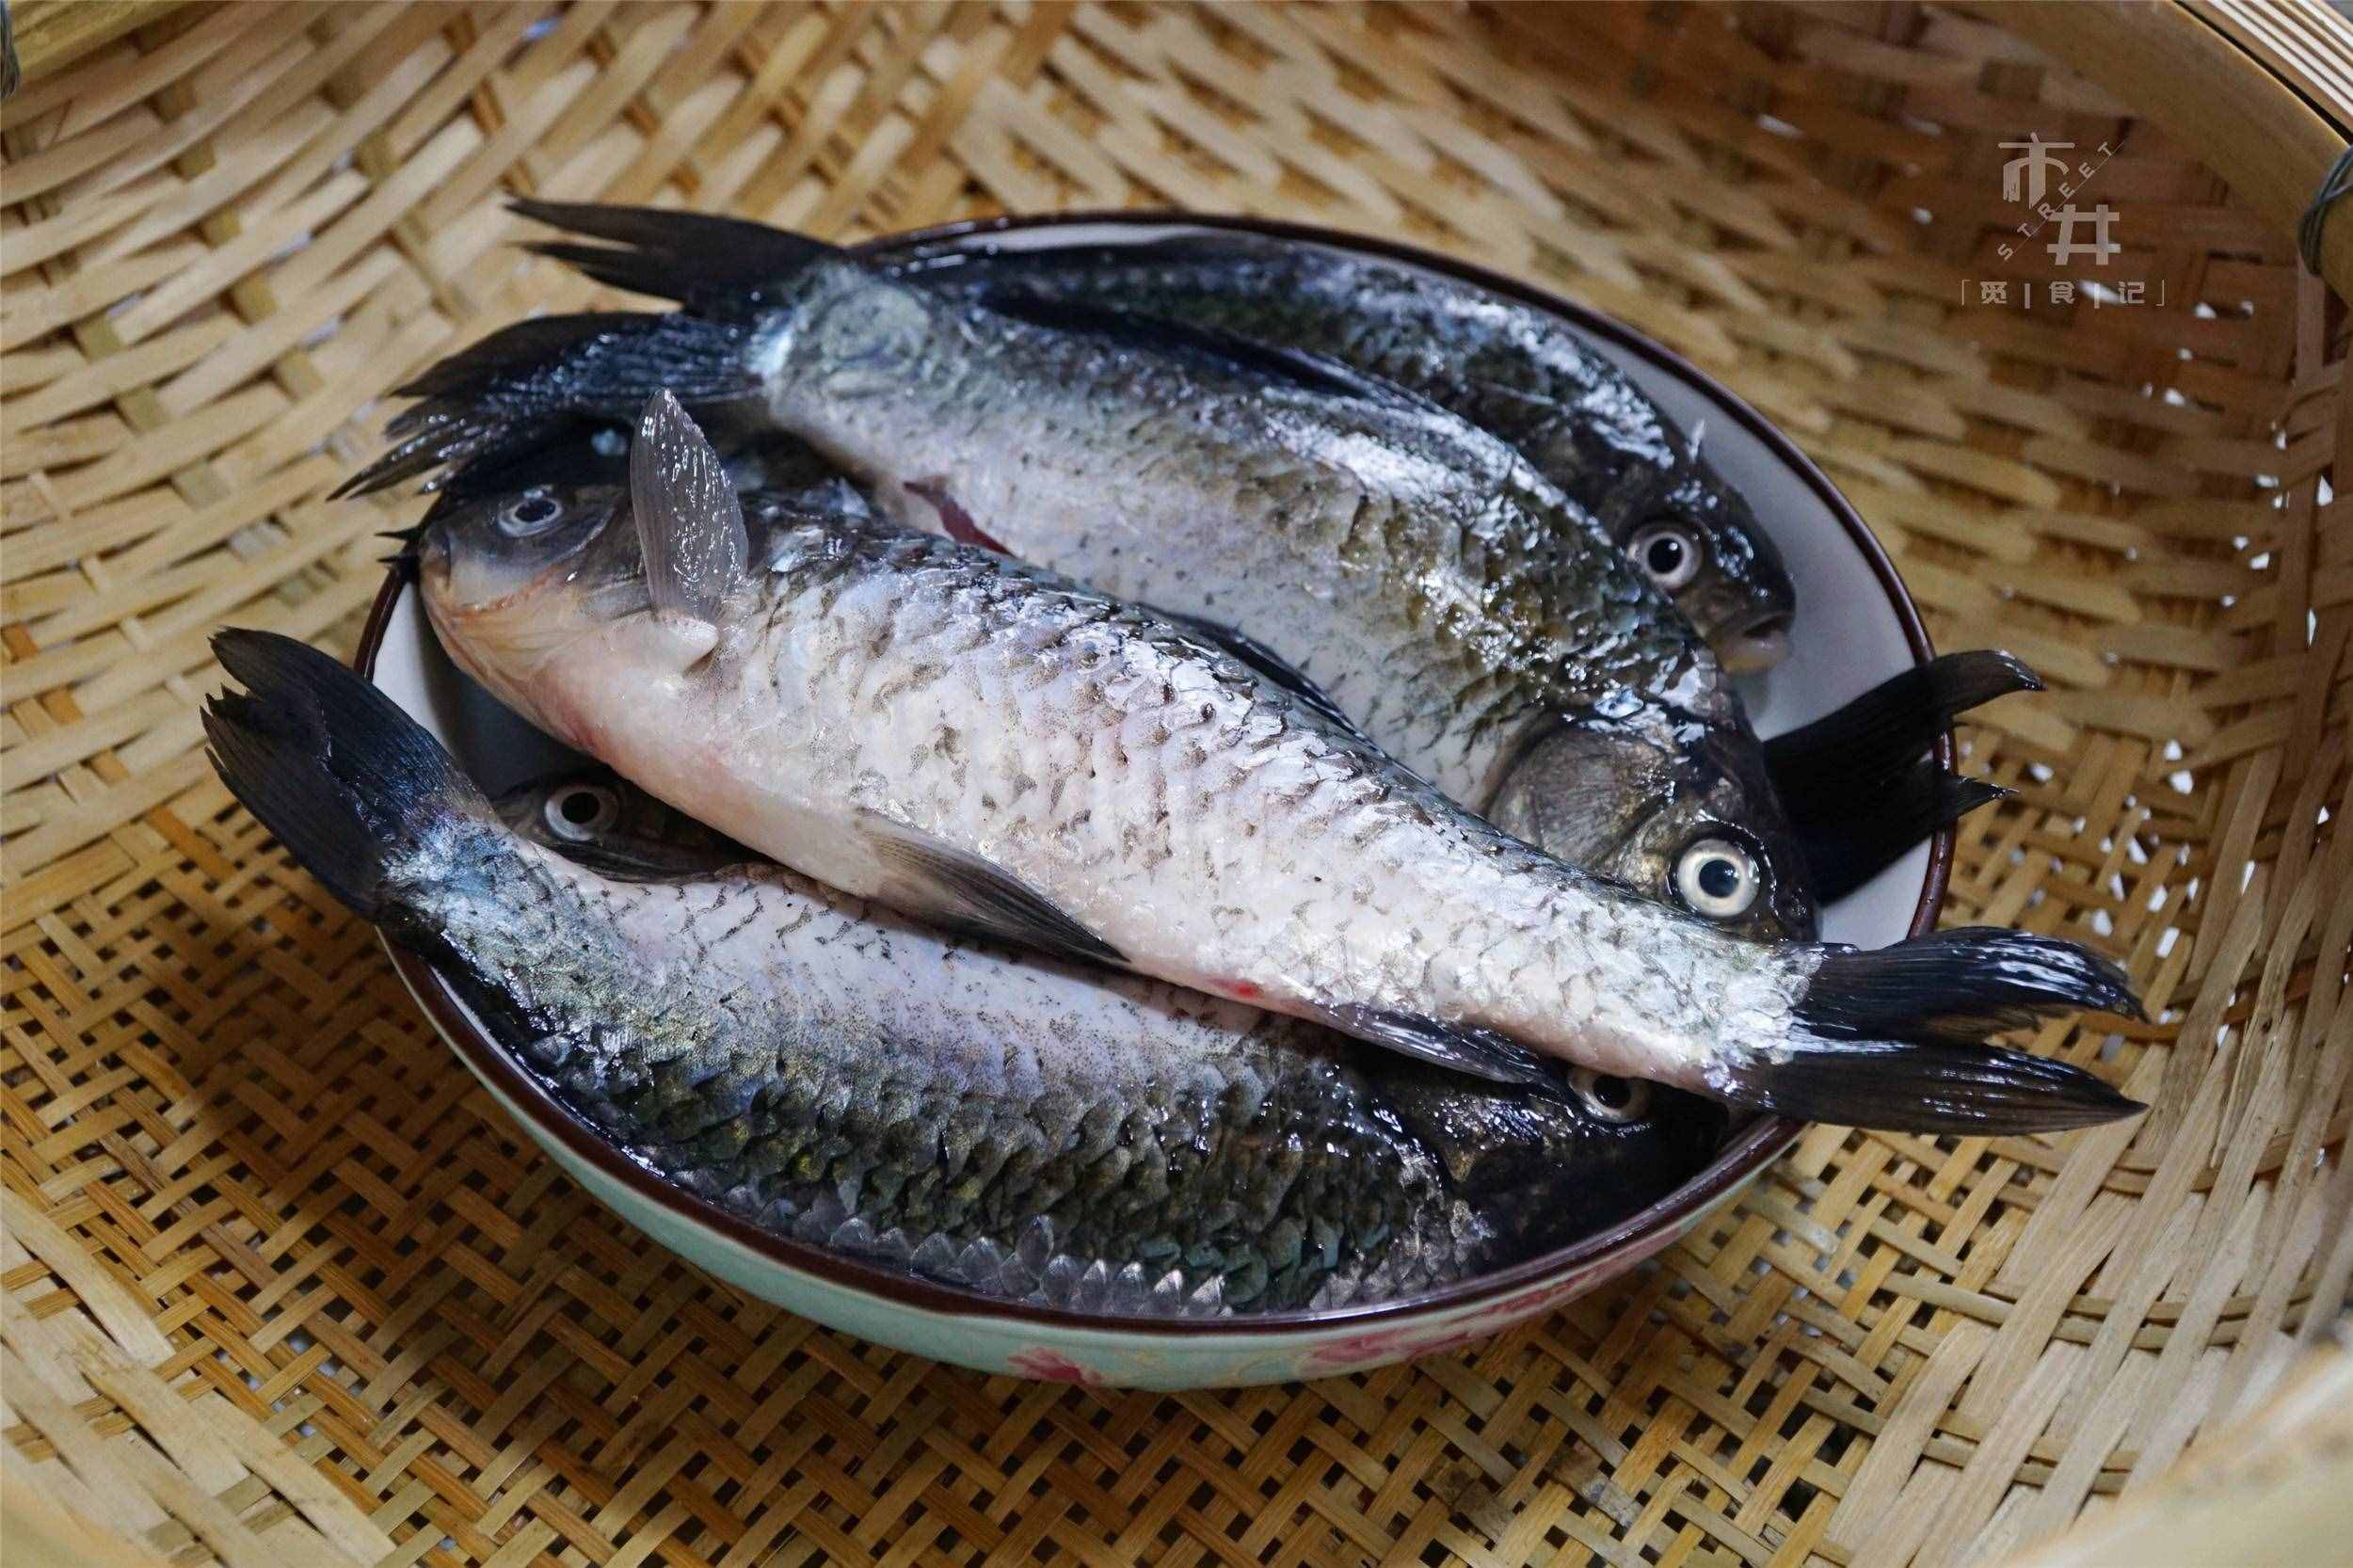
[352,214,1947,1388]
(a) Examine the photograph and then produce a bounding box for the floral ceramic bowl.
[353,215,1948,1388]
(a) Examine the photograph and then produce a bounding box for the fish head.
[1382,1065,1727,1258]
[496,766,754,880]
[417,471,664,717]
[418,474,632,618]
[1619,466,1796,674]
[1485,712,1817,942]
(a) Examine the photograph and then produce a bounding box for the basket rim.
[348,211,1952,1337]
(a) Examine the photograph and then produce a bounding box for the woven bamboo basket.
[5,2,2352,1564]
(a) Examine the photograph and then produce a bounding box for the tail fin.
[1717,927,2144,1135]
[333,311,753,498]
[1715,1038,2141,1134]
[1766,652,2039,902]
[202,630,487,918]
[1796,927,2141,1042]
[1800,763,2010,904]
[509,198,842,316]
[1766,650,2039,803]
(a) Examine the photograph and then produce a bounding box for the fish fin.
[1765,651,2041,804]
[1305,1002,1559,1090]
[334,409,503,499]
[339,312,754,498]
[874,232,1277,281]
[1713,1037,2143,1135]
[1155,611,1374,748]
[859,814,1126,969]
[630,392,749,625]
[1800,767,2010,904]
[1764,652,2039,902]
[392,312,647,399]
[1798,926,2144,1044]
[429,425,630,505]
[1721,926,2144,1133]
[511,198,843,315]
[203,630,487,917]
[976,290,1438,412]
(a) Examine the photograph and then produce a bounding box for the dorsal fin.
[977,291,1439,413]
[875,231,1283,283]
[1154,611,1372,749]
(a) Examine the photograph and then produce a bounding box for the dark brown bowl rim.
[351,210,1950,1338]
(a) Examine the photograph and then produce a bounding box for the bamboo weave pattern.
[3,5,2347,1566]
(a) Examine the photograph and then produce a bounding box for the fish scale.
[452,851,1457,1312]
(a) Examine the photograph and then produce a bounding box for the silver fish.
[881,232,1796,670]
[410,395,2142,1136]
[203,631,1723,1313]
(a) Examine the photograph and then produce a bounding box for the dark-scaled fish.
[881,231,1796,671]
[204,630,1724,1313]
[410,395,2144,1135]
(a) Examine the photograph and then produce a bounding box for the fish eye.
[1673,835,1761,920]
[1569,1067,1651,1124]
[499,489,567,538]
[544,783,618,841]
[1629,520,1702,593]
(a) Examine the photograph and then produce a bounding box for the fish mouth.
[1720,614,1792,675]
[418,526,575,618]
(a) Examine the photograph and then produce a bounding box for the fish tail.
[1799,763,2011,903]
[510,197,844,312]
[334,311,754,498]
[202,630,488,919]
[1716,927,2146,1134]
[1766,650,2039,800]
[1765,651,2040,900]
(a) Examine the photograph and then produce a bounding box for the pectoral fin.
[1307,1002,1560,1090]
[893,479,1373,747]
[978,291,1440,416]
[631,391,749,625]
[1156,612,1373,748]
[860,814,1125,968]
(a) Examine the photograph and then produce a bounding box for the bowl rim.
[350,210,1950,1339]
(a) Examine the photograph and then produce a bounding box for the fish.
[874,231,1797,671]
[203,630,1725,1314]
[696,433,2034,910]
[347,206,1841,934]
[409,392,2144,1135]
